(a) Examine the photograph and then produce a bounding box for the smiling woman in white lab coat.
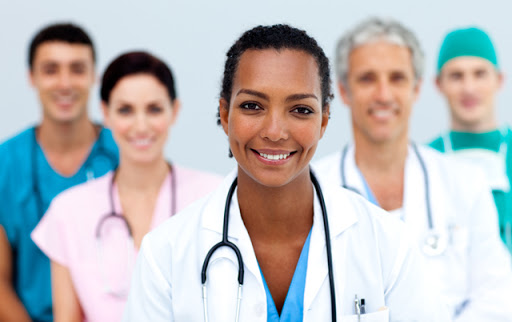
[123,24,443,321]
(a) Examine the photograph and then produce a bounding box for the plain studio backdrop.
[1,0,511,175]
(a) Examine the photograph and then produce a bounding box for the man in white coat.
[314,17,512,321]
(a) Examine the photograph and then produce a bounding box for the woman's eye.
[148,104,163,114]
[292,106,314,115]
[240,102,261,110]
[117,105,132,114]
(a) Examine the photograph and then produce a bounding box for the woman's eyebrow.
[236,89,269,101]
[235,90,318,102]
[285,93,318,102]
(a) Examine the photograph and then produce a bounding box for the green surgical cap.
[437,27,498,73]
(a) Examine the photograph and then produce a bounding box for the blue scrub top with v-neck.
[0,126,118,322]
[259,229,312,322]
[357,167,379,206]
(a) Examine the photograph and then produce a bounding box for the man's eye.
[358,74,375,83]
[448,73,463,81]
[475,70,488,78]
[71,65,86,75]
[240,102,261,110]
[390,73,406,82]
[42,67,57,75]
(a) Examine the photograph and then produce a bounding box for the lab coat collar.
[342,143,431,229]
[201,167,360,311]
[201,169,240,238]
[200,169,263,290]
[304,171,359,311]
[201,168,359,239]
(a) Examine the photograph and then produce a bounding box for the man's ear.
[337,82,351,107]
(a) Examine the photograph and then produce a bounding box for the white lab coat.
[123,170,444,321]
[314,145,512,321]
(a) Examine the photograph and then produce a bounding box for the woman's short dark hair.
[220,24,333,115]
[101,51,177,104]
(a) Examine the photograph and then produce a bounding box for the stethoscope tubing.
[97,162,176,239]
[340,143,434,230]
[95,162,176,297]
[201,171,336,322]
[31,125,117,219]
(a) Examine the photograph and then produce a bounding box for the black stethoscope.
[340,143,447,256]
[200,171,337,322]
[95,162,176,298]
[31,125,118,218]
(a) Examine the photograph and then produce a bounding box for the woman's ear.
[219,98,229,135]
[170,99,182,126]
[101,101,110,128]
[320,105,330,138]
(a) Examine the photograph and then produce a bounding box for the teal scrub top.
[429,128,512,253]
[0,126,118,322]
[260,230,311,322]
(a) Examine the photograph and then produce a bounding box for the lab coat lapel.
[403,145,430,236]
[343,145,367,196]
[200,169,264,297]
[304,181,358,313]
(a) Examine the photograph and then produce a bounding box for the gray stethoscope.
[200,171,337,322]
[31,125,118,218]
[340,143,447,256]
[95,163,176,298]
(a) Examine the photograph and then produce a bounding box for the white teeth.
[133,138,151,147]
[55,96,74,104]
[373,110,392,117]
[258,152,291,160]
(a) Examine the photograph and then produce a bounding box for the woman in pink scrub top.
[31,51,222,321]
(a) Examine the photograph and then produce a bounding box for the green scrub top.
[429,127,512,253]
[0,126,118,321]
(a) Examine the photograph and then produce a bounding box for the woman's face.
[102,74,179,165]
[220,49,329,188]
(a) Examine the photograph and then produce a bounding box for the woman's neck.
[236,166,314,242]
[115,157,170,193]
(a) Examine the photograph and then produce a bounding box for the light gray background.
[1,0,511,175]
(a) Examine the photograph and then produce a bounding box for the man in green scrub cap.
[429,27,512,253]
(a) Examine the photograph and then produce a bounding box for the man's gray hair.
[335,17,424,86]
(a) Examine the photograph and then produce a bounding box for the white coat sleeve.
[122,236,174,321]
[454,184,512,321]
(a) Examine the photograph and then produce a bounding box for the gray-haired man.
[314,17,512,320]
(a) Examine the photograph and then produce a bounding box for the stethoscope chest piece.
[422,230,447,256]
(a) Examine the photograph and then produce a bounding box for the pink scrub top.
[32,165,222,322]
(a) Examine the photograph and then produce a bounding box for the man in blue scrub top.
[0,23,118,321]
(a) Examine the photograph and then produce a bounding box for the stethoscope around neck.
[95,162,176,298]
[340,143,447,256]
[200,170,337,322]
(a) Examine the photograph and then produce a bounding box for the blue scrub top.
[260,230,312,322]
[0,126,118,322]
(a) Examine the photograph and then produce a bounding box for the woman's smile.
[219,48,329,188]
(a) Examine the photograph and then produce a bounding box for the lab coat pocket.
[341,307,389,321]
